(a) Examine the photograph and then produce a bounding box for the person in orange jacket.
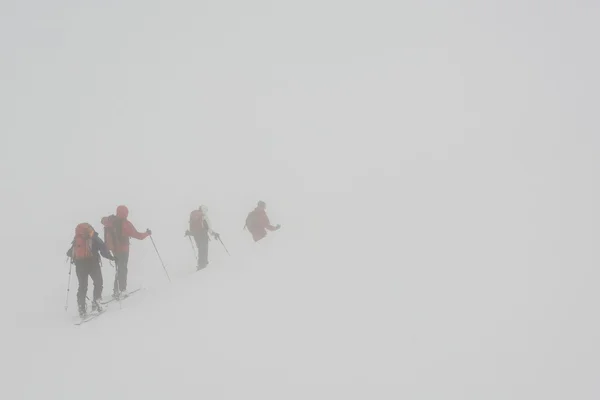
[66,223,116,317]
[101,205,151,299]
[245,201,280,242]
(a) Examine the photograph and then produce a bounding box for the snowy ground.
[3,1,600,399]
[7,189,600,399]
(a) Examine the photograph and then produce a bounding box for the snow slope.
[8,189,600,399]
[3,1,600,399]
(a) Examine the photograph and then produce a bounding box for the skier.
[66,223,116,317]
[185,205,220,270]
[245,201,281,242]
[101,205,151,299]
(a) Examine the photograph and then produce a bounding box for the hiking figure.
[245,201,281,242]
[101,205,151,299]
[185,205,220,270]
[66,223,116,317]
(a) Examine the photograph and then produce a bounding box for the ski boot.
[91,299,103,313]
[78,303,87,318]
[197,261,208,271]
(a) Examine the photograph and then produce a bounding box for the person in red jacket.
[101,205,151,299]
[245,201,281,242]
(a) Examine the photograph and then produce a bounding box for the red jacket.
[246,208,277,242]
[101,214,149,253]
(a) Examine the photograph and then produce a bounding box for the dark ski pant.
[113,251,130,293]
[194,234,209,268]
[76,259,103,308]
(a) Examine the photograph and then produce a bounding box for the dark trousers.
[113,251,130,293]
[76,259,103,308]
[194,234,209,268]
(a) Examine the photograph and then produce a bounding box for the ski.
[74,309,107,326]
[100,288,143,305]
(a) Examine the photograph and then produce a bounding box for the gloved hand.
[146,229,152,235]
[275,224,281,230]
[213,232,220,240]
[184,230,190,237]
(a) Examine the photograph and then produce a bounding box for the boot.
[78,303,87,318]
[197,260,208,270]
[91,300,103,313]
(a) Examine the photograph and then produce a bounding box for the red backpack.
[189,209,205,233]
[245,210,260,233]
[102,215,125,253]
[72,223,94,261]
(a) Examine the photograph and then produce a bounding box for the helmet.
[257,201,266,209]
[199,205,208,214]
[116,205,129,219]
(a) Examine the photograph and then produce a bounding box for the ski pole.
[64,257,72,311]
[188,236,198,261]
[149,235,171,282]
[218,237,230,256]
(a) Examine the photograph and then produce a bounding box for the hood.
[116,205,129,219]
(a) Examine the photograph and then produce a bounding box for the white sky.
[2,1,599,399]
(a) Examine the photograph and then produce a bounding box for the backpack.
[104,215,125,252]
[190,209,205,233]
[245,210,260,232]
[72,223,94,261]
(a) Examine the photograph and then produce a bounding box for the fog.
[2,1,599,399]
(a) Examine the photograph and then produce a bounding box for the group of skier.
[66,201,280,318]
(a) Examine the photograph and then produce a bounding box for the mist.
[2,1,599,399]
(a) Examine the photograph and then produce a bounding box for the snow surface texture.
[2,1,599,399]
